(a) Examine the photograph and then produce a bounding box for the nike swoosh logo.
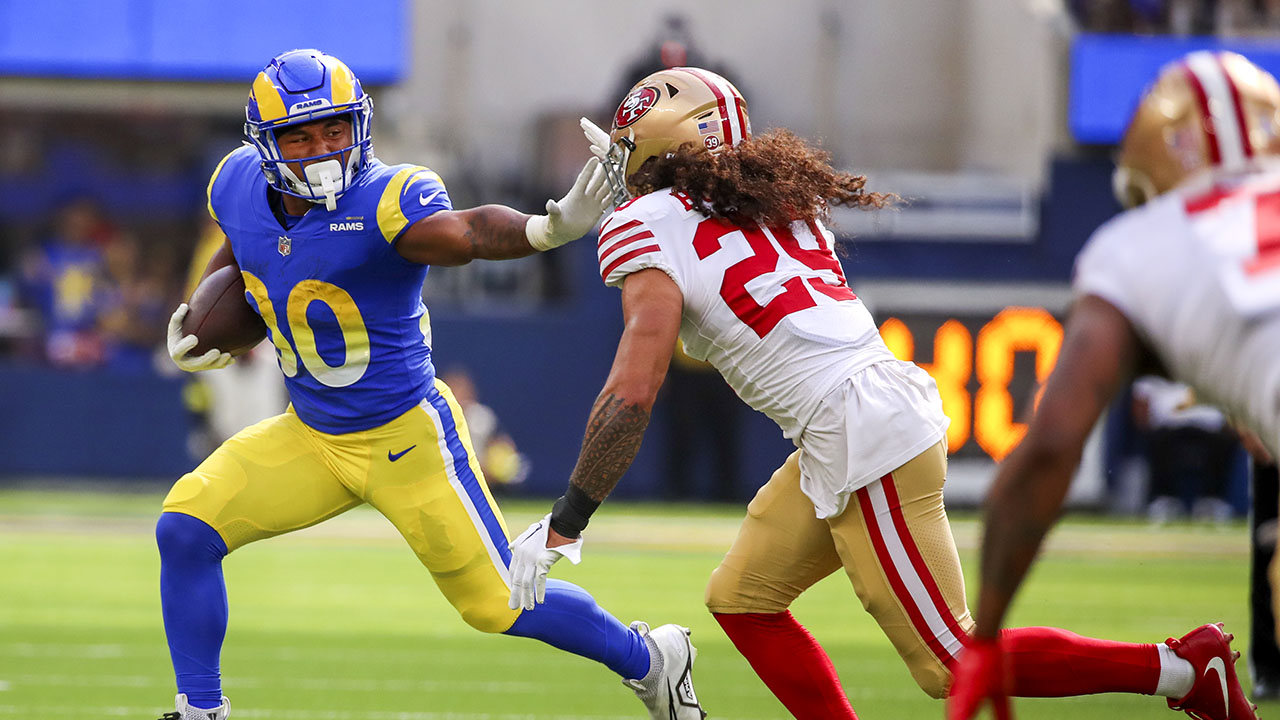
[1205,655,1229,717]
[388,445,417,462]
[419,189,442,206]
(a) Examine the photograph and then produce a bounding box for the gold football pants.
[706,441,971,698]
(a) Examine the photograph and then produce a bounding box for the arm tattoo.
[462,206,535,260]
[568,393,651,502]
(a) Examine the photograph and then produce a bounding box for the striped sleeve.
[376,166,450,245]
[206,146,252,224]
[596,213,674,288]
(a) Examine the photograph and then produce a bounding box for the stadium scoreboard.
[877,306,1065,463]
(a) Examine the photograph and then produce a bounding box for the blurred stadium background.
[1,0,1277,718]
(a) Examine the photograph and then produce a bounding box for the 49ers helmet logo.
[614,86,660,128]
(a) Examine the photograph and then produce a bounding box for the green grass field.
[0,487,1271,719]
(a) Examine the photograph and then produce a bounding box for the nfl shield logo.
[278,235,292,257]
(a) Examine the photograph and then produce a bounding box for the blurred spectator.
[607,14,742,119]
[1168,0,1215,35]
[98,235,172,374]
[1071,0,1280,34]
[1215,0,1280,34]
[659,343,743,502]
[17,195,120,368]
[1131,375,1238,523]
[438,366,529,491]
[1071,0,1169,32]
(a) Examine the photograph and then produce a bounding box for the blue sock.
[504,579,651,679]
[156,512,229,709]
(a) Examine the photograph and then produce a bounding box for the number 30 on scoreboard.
[878,307,1063,462]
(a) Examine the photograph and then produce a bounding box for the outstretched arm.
[394,157,612,266]
[948,295,1143,720]
[396,204,537,265]
[549,268,684,539]
[506,268,682,610]
[972,295,1142,637]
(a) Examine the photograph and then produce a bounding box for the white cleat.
[159,693,230,720]
[624,621,707,719]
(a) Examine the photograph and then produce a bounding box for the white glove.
[581,117,614,160]
[508,513,583,610]
[525,157,612,251]
[581,117,631,207]
[167,304,234,372]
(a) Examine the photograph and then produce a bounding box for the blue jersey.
[28,242,106,333]
[208,145,451,433]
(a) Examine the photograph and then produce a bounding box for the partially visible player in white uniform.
[950,50,1280,720]
[505,67,1256,720]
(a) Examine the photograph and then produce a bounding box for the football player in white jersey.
[948,50,1280,720]
[506,67,1256,720]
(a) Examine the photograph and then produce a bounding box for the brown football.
[182,264,267,357]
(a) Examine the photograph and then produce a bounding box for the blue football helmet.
[245,49,373,209]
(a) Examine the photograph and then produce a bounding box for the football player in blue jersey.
[155,49,699,720]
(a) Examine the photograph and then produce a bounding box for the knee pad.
[156,512,228,565]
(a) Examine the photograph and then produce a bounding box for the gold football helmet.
[1113,50,1280,208]
[599,67,751,204]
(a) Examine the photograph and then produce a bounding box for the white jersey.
[597,189,948,516]
[1074,169,1280,459]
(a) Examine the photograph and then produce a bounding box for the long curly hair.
[628,129,893,227]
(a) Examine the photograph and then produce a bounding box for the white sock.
[1155,643,1196,699]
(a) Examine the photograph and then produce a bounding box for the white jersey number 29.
[691,219,855,338]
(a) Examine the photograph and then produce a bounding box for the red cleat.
[1166,623,1259,720]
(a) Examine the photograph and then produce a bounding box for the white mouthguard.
[306,159,343,211]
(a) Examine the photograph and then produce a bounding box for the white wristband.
[525,214,555,252]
